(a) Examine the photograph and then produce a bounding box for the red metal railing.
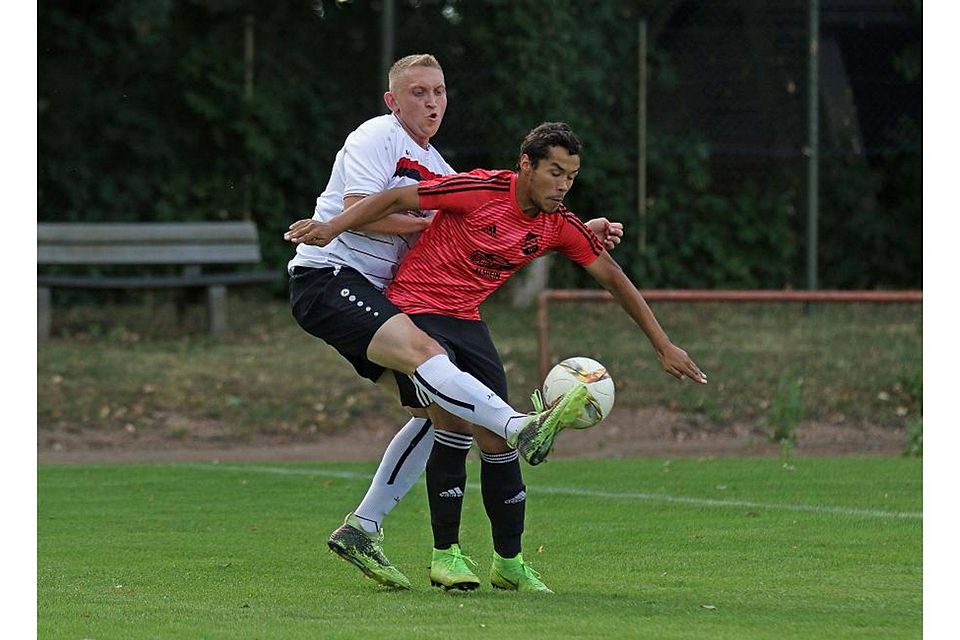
[536,289,923,380]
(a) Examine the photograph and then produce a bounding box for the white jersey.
[288,114,456,290]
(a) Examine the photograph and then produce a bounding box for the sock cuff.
[413,354,457,386]
[480,449,519,464]
[434,429,474,450]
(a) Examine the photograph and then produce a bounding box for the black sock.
[425,430,472,550]
[480,449,525,558]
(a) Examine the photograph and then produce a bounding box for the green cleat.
[489,552,554,593]
[327,513,412,590]
[429,544,481,591]
[508,385,590,465]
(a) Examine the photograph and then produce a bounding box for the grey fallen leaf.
[701,604,717,610]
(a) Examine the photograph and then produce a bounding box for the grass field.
[38,457,922,639]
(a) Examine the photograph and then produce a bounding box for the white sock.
[411,354,528,440]
[354,417,435,533]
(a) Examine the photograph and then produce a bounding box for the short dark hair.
[519,122,582,167]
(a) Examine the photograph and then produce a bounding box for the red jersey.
[385,169,604,319]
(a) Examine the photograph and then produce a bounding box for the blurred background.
[37,0,922,459]
[38,0,921,290]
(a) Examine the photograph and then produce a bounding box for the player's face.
[524,146,581,213]
[386,66,447,148]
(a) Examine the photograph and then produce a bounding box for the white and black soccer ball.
[542,356,615,429]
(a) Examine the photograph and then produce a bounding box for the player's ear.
[518,153,532,174]
[384,91,398,113]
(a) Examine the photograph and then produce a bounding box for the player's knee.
[368,315,446,374]
[408,332,447,366]
[429,407,472,435]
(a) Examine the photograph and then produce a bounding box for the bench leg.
[207,285,227,336]
[39,287,52,340]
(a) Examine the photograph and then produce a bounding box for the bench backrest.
[37,222,263,265]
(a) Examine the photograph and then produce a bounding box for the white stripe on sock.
[434,430,474,450]
[480,450,519,464]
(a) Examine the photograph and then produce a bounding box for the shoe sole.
[490,576,554,594]
[328,540,410,590]
[430,578,480,592]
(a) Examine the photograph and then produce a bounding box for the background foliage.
[38,0,921,290]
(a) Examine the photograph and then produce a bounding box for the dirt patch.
[37,407,907,465]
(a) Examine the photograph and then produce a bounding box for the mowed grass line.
[38,458,921,640]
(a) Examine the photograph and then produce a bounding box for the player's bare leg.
[366,315,589,464]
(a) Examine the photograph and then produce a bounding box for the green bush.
[767,377,804,444]
[903,416,922,458]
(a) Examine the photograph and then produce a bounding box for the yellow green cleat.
[429,544,481,591]
[327,513,412,590]
[509,385,589,465]
[489,552,553,593]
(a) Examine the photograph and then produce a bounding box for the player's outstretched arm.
[346,195,435,235]
[284,185,422,246]
[584,252,707,384]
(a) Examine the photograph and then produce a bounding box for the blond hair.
[388,54,442,92]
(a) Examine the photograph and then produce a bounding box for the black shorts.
[289,265,422,407]
[409,313,508,403]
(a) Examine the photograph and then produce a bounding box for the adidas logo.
[483,224,497,236]
[504,490,526,504]
[439,487,464,498]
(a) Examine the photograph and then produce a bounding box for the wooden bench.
[38,222,280,339]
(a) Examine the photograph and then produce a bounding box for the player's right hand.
[284,219,335,246]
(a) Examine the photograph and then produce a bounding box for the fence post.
[207,285,227,336]
[38,287,51,340]
[537,291,551,382]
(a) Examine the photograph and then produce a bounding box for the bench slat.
[38,244,262,265]
[37,222,261,243]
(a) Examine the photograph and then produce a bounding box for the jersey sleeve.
[418,169,512,215]
[341,129,397,197]
[555,209,605,267]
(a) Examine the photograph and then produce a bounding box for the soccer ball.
[542,357,615,429]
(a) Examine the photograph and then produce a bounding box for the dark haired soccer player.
[287,122,707,592]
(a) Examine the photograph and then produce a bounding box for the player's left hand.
[585,217,624,251]
[284,219,336,246]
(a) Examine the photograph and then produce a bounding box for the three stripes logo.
[483,224,498,237]
[439,487,464,499]
[504,490,526,505]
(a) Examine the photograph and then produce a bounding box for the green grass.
[38,295,922,442]
[38,457,922,639]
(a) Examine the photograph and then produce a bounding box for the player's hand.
[657,343,707,384]
[584,217,624,251]
[284,219,336,246]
